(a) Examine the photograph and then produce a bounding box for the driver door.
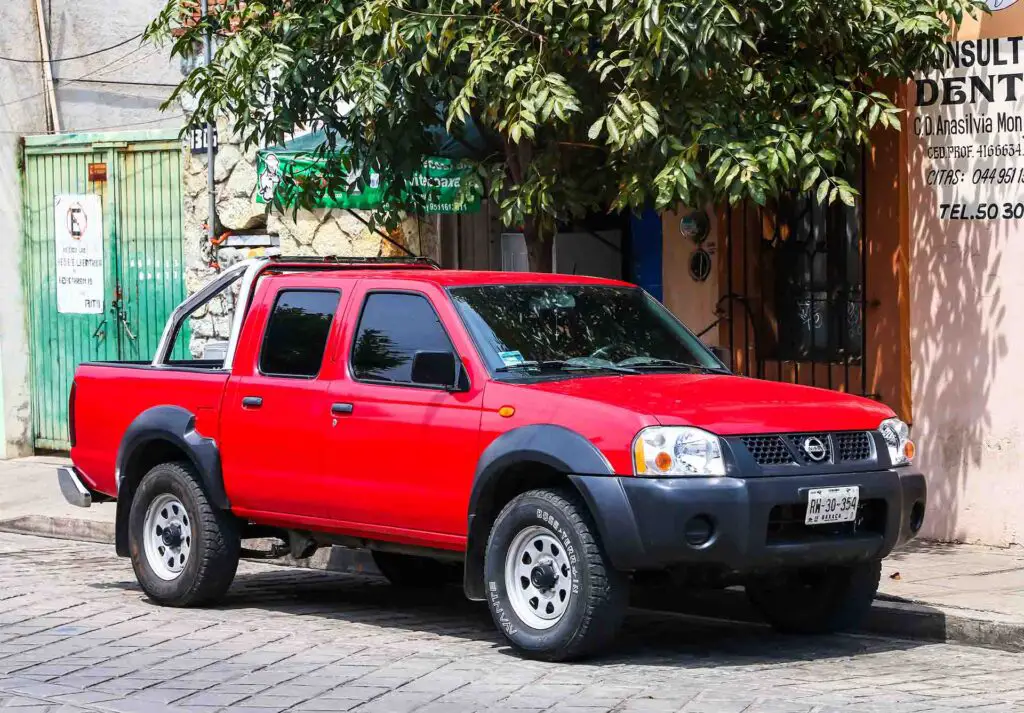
[324,285,485,539]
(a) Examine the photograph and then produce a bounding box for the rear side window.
[351,292,453,383]
[259,290,341,377]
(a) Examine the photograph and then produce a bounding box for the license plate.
[805,486,860,525]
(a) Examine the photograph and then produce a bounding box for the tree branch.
[386,3,547,44]
[558,141,603,150]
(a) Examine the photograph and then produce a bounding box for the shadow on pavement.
[94,565,932,665]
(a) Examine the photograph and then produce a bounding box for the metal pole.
[201,0,215,242]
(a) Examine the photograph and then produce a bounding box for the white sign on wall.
[54,194,104,314]
[913,36,1024,221]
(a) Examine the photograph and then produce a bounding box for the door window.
[351,292,453,383]
[259,290,341,378]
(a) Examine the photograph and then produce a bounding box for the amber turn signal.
[498,406,515,418]
[904,439,916,462]
[633,438,647,474]
[654,451,673,472]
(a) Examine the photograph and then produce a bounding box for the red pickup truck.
[60,256,925,660]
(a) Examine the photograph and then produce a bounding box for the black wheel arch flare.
[463,424,644,600]
[113,405,227,557]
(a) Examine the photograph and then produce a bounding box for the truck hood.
[525,373,892,435]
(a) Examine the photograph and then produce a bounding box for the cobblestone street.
[0,532,1022,713]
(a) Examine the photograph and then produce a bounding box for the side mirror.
[411,350,463,390]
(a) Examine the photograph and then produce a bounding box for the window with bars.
[762,167,864,364]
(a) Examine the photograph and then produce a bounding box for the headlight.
[633,426,726,476]
[879,417,915,465]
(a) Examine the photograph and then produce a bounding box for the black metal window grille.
[768,183,863,364]
[721,153,868,397]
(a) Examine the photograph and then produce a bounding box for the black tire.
[128,461,240,607]
[483,488,628,661]
[745,560,882,634]
[371,551,461,588]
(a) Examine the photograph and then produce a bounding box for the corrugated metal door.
[115,141,189,362]
[22,142,119,450]
[22,131,185,450]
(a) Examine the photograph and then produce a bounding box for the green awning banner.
[255,132,481,214]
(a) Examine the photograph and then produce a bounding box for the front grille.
[787,433,833,464]
[734,430,878,469]
[766,499,887,544]
[742,436,795,466]
[836,431,872,461]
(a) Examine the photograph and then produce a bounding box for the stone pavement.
[3,531,1024,713]
[4,457,1024,650]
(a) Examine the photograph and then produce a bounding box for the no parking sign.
[54,193,103,314]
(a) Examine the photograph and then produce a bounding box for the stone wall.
[180,119,439,357]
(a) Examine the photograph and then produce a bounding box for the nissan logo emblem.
[803,437,828,462]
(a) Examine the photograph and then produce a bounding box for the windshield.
[449,284,724,377]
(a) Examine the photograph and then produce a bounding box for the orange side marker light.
[904,440,916,461]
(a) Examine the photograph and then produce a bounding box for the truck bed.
[71,362,231,497]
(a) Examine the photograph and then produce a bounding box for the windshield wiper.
[496,359,638,375]
[625,358,728,374]
[546,360,638,374]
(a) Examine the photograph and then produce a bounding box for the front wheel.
[128,461,240,607]
[484,488,628,661]
[745,560,882,634]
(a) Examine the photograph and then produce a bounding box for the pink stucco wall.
[910,5,1024,545]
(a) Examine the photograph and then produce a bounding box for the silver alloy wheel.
[504,525,574,630]
[143,493,193,581]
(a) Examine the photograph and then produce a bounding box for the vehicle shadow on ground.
[885,539,964,558]
[96,565,931,666]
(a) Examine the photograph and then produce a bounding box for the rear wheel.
[128,461,240,607]
[745,560,881,634]
[371,551,460,588]
[483,488,628,661]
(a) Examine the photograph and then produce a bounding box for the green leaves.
[146,0,984,246]
[802,166,821,192]
[815,178,830,206]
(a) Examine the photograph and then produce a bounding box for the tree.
[149,0,983,271]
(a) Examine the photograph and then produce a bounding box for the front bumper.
[571,469,926,573]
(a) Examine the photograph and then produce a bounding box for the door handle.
[331,402,354,415]
[242,396,263,409]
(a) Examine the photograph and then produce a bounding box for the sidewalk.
[0,455,115,542]
[3,456,1024,650]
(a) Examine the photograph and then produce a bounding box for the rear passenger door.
[220,283,348,519]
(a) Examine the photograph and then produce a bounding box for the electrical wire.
[0,46,178,135]
[0,45,159,110]
[53,77,179,88]
[0,32,143,64]
[62,115,180,132]
[0,115,179,135]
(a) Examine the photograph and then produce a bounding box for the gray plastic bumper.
[571,469,927,573]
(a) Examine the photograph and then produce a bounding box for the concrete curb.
[2,514,1022,652]
[632,586,1024,653]
[0,515,115,544]
[867,597,1024,652]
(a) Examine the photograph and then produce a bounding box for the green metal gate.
[22,130,187,450]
